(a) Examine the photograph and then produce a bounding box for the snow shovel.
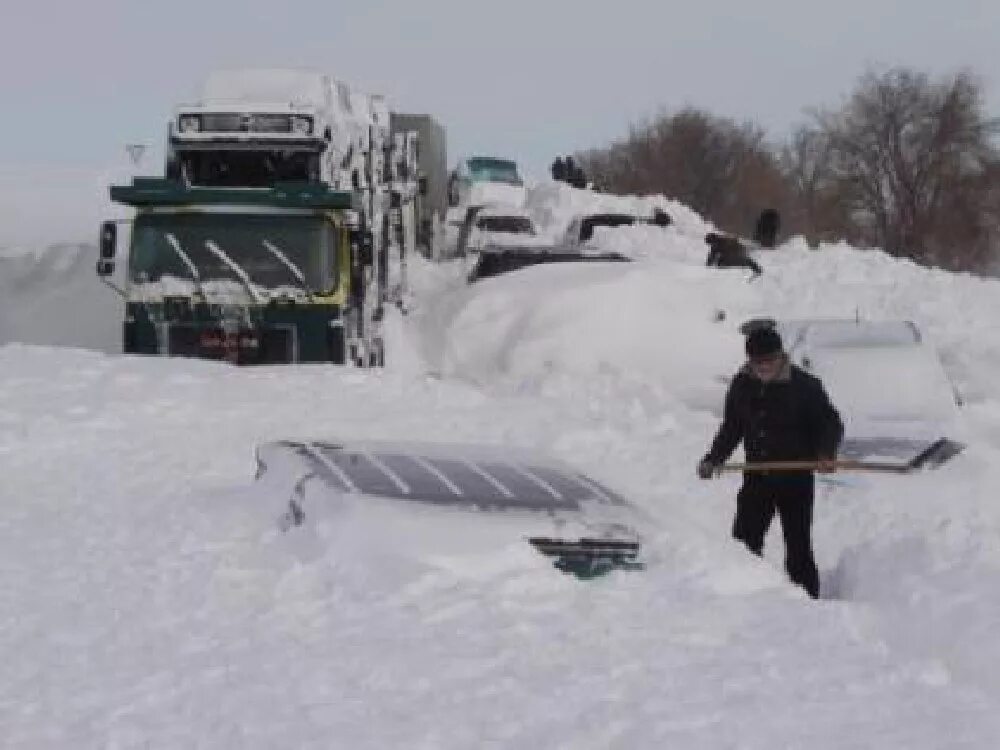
[718,437,963,475]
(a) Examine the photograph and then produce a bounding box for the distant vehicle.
[454,204,540,257]
[468,246,631,283]
[448,156,525,208]
[564,213,640,246]
[465,206,541,253]
[739,317,964,467]
[563,210,672,247]
[255,439,646,578]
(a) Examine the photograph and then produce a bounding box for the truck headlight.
[290,115,313,135]
[178,115,201,133]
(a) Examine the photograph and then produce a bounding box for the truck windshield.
[130,213,337,291]
[467,158,522,186]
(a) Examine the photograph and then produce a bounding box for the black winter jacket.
[706,236,763,275]
[705,359,844,468]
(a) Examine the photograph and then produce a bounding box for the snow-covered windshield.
[467,158,522,186]
[130,213,337,291]
[476,215,535,235]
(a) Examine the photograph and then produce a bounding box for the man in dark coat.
[705,232,763,276]
[753,208,781,248]
[562,156,586,189]
[652,208,672,227]
[551,157,567,182]
[697,326,844,598]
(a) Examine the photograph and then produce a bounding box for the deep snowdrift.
[0,244,122,353]
[2,182,999,748]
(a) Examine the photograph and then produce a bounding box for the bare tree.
[580,108,790,237]
[817,68,999,269]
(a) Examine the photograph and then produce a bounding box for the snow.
[3,181,1000,747]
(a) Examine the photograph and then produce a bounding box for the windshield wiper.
[204,240,266,304]
[262,240,314,300]
[164,233,206,299]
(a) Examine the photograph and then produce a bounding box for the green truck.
[97,178,385,366]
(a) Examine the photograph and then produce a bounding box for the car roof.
[740,317,923,350]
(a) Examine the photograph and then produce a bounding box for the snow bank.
[0,243,122,353]
[3,181,1000,747]
[525,180,713,241]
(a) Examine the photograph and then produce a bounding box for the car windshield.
[477,216,535,234]
[130,212,337,291]
[467,158,522,185]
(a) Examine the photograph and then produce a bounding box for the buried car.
[455,204,543,258]
[254,439,646,578]
[739,317,965,468]
[467,243,631,283]
[563,210,671,248]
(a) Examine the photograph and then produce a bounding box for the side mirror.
[418,175,428,196]
[100,221,117,259]
[96,259,115,277]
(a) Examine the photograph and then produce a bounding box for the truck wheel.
[368,339,385,368]
[327,325,346,365]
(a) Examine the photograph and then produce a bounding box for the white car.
[741,318,964,466]
[448,156,526,208]
[454,205,544,257]
[254,439,646,578]
[466,206,542,251]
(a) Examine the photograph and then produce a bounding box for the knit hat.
[746,327,783,359]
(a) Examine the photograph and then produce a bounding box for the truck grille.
[168,325,294,364]
[200,113,292,133]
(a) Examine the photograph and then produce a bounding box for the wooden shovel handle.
[720,460,910,474]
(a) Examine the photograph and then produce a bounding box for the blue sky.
[1,0,998,246]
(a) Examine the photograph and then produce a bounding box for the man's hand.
[816,456,837,474]
[697,458,718,480]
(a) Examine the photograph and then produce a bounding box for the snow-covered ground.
[2,183,1000,747]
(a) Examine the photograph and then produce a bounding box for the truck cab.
[98,179,383,366]
[167,69,364,192]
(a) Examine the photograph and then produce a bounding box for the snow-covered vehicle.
[254,439,645,578]
[98,69,446,365]
[468,245,631,283]
[463,206,542,253]
[740,317,964,467]
[167,69,371,191]
[460,210,631,282]
[563,211,672,248]
[563,213,640,246]
[448,156,525,209]
[97,179,385,365]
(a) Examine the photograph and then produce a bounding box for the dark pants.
[732,475,820,598]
